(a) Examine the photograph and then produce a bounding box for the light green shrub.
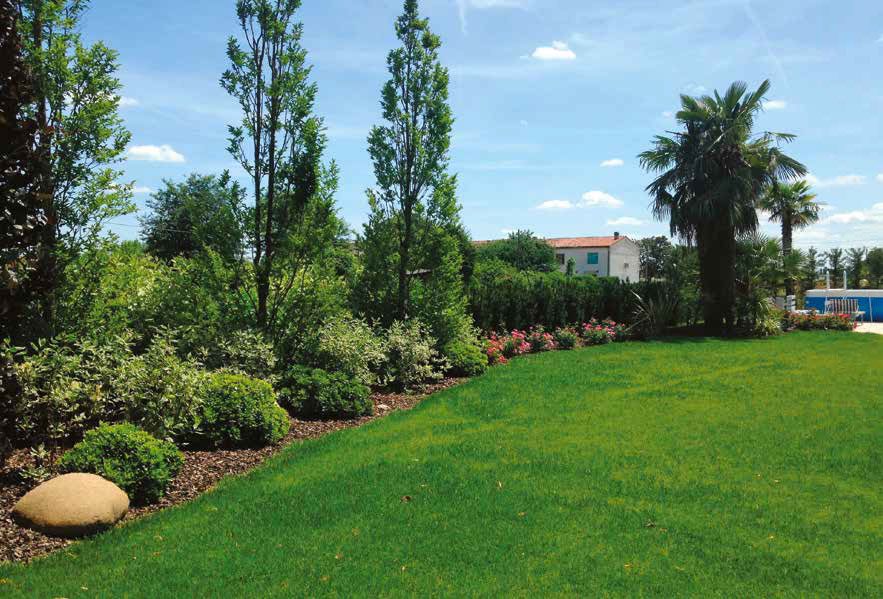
[198,373,289,448]
[384,320,445,390]
[314,317,385,386]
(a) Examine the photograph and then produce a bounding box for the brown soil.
[0,379,463,563]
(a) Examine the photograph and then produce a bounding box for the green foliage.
[638,236,673,281]
[208,329,277,383]
[58,423,183,505]
[383,320,445,390]
[468,260,660,331]
[476,230,556,272]
[866,248,883,288]
[312,317,385,387]
[149,251,251,357]
[141,172,246,264]
[639,80,806,334]
[442,338,487,378]
[825,248,845,282]
[736,292,783,338]
[631,289,680,339]
[114,332,209,443]
[278,365,372,420]
[54,239,164,342]
[552,327,579,350]
[0,345,20,466]
[6,334,134,448]
[198,373,289,449]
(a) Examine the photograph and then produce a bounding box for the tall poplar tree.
[366,0,455,321]
[222,0,337,330]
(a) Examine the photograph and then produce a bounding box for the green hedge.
[468,263,665,331]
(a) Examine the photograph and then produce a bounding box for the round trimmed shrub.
[199,373,290,448]
[279,366,372,420]
[443,341,487,377]
[58,423,183,504]
[553,327,579,350]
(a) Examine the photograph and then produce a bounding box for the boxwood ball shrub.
[58,423,184,504]
[443,340,487,377]
[199,373,290,448]
[553,327,579,350]
[279,366,372,420]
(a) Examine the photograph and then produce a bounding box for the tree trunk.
[397,202,412,321]
[782,218,794,297]
[698,224,736,336]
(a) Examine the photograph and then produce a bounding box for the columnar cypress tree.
[366,0,455,322]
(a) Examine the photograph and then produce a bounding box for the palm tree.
[761,180,819,296]
[639,80,806,335]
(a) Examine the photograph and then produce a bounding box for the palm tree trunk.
[782,219,794,297]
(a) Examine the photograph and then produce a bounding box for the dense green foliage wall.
[467,261,664,331]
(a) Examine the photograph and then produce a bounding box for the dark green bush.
[199,373,290,448]
[443,340,487,377]
[279,366,372,420]
[58,423,183,504]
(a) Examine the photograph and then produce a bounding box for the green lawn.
[2,332,882,596]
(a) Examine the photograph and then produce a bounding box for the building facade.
[548,235,640,282]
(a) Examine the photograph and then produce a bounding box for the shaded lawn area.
[1,332,881,596]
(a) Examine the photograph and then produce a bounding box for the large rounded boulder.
[12,473,129,538]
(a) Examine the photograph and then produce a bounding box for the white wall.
[609,239,640,282]
[554,247,610,276]
[553,240,640,282]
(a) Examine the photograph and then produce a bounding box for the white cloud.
[762,99,787,110]
[683,83,706,95]
[127,144,186,163]
[581,190,623,208]
[536,200,575,211]
[607,216,644,226]
[822,203,883,225]
[519,119,529,127]
[600,158,624,168]
[877,173,883,183]
[133,186,153,194]
[878,34,883,43]
[532,41,576,61]
[661,111,675,119]
[119,96,139,107]
[804,173,866,188]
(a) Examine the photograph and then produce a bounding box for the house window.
[587,252,599,265]
[556,253,565,265]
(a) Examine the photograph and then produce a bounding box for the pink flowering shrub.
[527,326,556,352]
[783,312,857,331]
[482,318,630,365]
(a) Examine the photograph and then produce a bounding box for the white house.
[547,234,640,282]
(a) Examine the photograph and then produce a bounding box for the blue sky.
[82,0,883,250]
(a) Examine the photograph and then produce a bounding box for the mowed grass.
[2,332,882,597]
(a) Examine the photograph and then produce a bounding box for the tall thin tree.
[367,0,454,321]
[221,0,329,328]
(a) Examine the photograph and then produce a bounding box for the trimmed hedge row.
[468,266,666,331]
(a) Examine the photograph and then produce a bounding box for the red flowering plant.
[527,326,557,352]
[484,334,508,365]
[782,311,858,332]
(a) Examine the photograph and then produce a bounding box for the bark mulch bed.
[0,379,463,564]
